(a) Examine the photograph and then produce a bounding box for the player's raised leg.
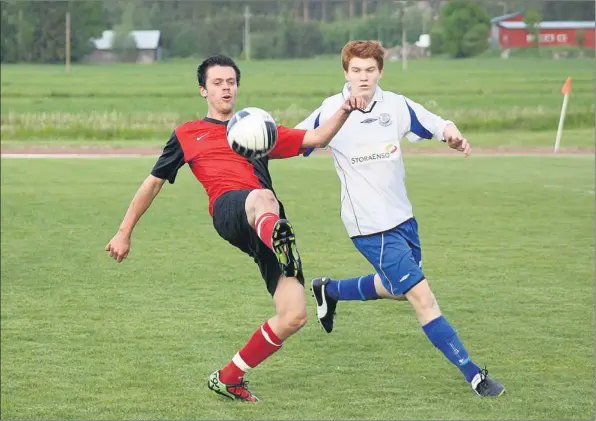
[208,189,307,401]
[245,188,302,279]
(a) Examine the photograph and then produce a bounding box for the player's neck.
[206,110,233,122]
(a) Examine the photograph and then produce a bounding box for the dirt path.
[1,144,594,156]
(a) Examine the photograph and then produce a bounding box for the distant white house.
[86,30,162,64]
[415,34,430,49]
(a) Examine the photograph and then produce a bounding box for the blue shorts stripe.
[378,232,394,295]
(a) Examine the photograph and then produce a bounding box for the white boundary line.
[1,152,594,159]
[1,153,151,158]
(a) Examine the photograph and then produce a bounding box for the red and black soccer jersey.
[150,117,307,216]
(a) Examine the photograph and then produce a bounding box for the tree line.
[1,0,593,63]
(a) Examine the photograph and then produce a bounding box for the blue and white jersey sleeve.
[294,105,325,156]
[400,96,453,143]
[294,106,322,130]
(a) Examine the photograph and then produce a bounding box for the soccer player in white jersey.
[297,41,505,397]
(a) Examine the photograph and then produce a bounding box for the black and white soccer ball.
[226,107,278,159]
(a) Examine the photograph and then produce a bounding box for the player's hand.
[105,231,131,263]
[342,95,367,113]
[444,125,471,157]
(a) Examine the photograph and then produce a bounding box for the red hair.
[341,40,385,71]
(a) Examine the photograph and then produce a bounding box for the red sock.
[255,212,279,250]
[219,321,283,384]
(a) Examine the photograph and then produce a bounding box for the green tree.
[475,0,527,18]
[541,0,595,21]
[441,0,491,58]
[523,8,542,48]
[170,26,202,58]
[461,22,489,57]
[110,1,136,62]
[576,29,586,58]
[429,26,445,55]
[1,1,36,62]
[576,30,586,49]
[1,0,104,63]
[111,28,137,62]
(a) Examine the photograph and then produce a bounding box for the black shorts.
[212,189,297,296]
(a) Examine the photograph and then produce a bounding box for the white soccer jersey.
[296,83,453,238]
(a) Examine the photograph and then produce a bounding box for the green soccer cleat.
[207,371,259,402]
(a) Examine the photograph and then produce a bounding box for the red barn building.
[490,11,595,50]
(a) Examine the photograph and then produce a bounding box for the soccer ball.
[226,107,278,159]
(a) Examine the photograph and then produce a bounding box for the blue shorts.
[352,218,424,296]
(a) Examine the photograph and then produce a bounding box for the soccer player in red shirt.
[105,55,365,401]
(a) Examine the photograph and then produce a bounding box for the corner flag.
[554,77,572,153]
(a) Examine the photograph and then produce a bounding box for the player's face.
[344,57,383,99]
[200,65,238,117]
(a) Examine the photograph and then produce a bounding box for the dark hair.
[197,54,241,88]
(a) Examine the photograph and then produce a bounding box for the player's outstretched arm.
[301,96,366,148]
[402,96,471,157]
[105,132,185,262]
[105,175,165,263]
[443,124,471,157]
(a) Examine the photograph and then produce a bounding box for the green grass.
[1,57,594,142]
[1,128,593,151]
[4,127,594,150]
[1,154,594,420]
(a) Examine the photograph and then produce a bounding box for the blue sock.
[422,316,480,383]
[325,274,379,301]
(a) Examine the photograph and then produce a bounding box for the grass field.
[1,153,594,420]
[1,57,595,143]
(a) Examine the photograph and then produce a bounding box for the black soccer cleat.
[310,277,338,333]
[471,368,505,397]
[271,219,303,280]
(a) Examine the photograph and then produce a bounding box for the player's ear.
[199,86,207,99]
[344,70,349,81]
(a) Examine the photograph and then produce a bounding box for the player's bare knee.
[280,308,308,332]
[253,189,278,210]
[405,279,437,312]
[251,189,279,220]
[256,189,276,203]
[418,292,438,313]
[245,189,279,226]
[374,273,406,300]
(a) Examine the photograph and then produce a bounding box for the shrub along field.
[1,57,594,147]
